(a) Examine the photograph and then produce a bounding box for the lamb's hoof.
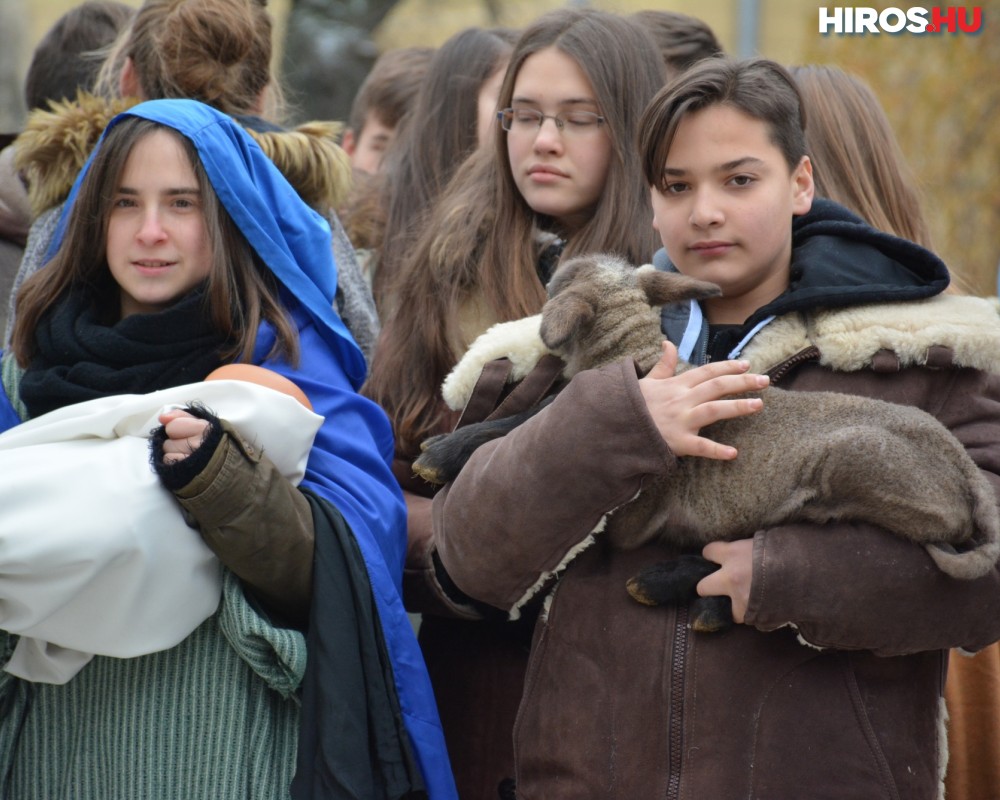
[419,433,446,453]
[625,555,719,606]
[413,433,468,484]
[625,575,659,606]
[689,596,734,633]
[412,434,455,484]
[411,458,445,485]
[627,557,732,633]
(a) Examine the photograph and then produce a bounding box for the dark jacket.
[430,202,1000,799]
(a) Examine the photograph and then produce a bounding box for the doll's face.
[106,129,214,318]
[505,47,612,234]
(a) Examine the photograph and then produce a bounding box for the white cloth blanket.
[0,379,323,684]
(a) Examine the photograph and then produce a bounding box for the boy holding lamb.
[428,57,1000,798]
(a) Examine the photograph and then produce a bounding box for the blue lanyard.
[676,300,775,362]
[677,300,703,363]
[727,315,775,359]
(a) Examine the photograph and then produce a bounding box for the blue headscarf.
[45,99,456,798]
[51,98,367,389]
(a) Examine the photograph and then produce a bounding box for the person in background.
[0,97,456,800]
[340,45,435,175]
[363,9,666,798]
[630,8,724,81]
[790,63,975,295]
[22,0,135,113]
[342,26,518,310]
[7,0,379,365]
[0,0,134,332]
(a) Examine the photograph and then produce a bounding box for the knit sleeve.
[216,570,307,699]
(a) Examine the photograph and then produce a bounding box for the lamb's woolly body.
[604,384,1000,579]
[439,254,1000,583]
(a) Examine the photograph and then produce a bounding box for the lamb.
[414,254,1000,631]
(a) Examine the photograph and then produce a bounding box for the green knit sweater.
[0,571,306,799]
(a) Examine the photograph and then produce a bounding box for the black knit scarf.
[19,287,230,419]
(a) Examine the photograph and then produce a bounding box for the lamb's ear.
[540,291,595,350]
[637,269,721,306]
[546,255,594,299]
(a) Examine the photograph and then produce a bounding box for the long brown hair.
[789,64,933,249]
[364,7,665,457]
[369,26,519,310]
[11,118,298,367]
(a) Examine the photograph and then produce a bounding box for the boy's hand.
[638,341,768,459]
[698,539,754,623]
[158,409,211,464]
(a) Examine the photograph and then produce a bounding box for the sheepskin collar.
[13,92,351,218]
[742,293,1000,375]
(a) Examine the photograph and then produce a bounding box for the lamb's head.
[539,254,721,376]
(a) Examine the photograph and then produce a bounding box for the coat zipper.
[665,604,688,800]
[766,346,820,385]
[664,346,818,799]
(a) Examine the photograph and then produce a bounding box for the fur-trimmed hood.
[13,92,352,218]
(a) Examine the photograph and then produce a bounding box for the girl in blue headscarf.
[0,99,456,800]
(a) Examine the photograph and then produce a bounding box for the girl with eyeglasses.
[363,8,664,798]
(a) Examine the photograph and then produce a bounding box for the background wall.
[3,0,998,293]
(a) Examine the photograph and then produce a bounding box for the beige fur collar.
[742,293,1000,374]
[14,92,351,218]
[442,293,1000,412]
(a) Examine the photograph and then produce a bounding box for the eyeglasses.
[498,107,605,136]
